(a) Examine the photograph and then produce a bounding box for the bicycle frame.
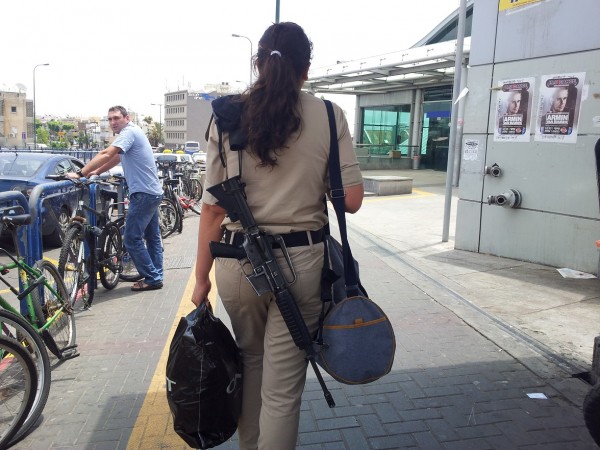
[0,250,68,358]
[64,177,123,275]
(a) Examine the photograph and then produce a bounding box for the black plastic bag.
[166,303,243,449]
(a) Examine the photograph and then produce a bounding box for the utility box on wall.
[456,0,600,274]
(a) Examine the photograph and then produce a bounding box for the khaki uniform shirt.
[203,91,363,234]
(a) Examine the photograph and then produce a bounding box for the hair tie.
[270,50,282,57]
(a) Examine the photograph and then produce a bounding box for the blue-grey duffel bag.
[316,295,396,385]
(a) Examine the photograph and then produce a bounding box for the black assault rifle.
[208,176,335,408]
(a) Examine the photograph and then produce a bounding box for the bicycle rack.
[28,181,82,266]
[0,191,31,260]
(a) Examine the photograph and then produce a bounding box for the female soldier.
[191,22,363,450]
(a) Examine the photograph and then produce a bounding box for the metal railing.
[0,148,100,163]
[355,144,419,157]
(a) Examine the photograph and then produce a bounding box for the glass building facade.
[359,86,453,170]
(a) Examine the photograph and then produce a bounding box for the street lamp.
[232,34,253,86]
[33,63,50,150]
[150,103,163,145]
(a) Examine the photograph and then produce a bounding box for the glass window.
[420,101,451,170]
[360,105,411,155]
[55,159,74,174]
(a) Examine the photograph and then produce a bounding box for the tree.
[143,116,153,126]
[36,127,49,144]
[148,122,161,147]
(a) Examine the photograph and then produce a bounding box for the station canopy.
[305,37,470,96]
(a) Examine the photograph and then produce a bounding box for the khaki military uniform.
[203,91,362,450]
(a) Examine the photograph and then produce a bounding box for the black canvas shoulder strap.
[323,100,360,297]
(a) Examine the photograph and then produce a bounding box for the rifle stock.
[207,176,335,408]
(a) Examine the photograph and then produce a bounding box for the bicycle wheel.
[190,179,203,202]
[0,309,51,445]
[186,197,202,215]
[584,382,600,446]
[57,225,94,309]
[32,260,76,356]
[175,196,184,233]
[98,223,122,290]
[116,219,142,282]
[0,336,38,449]
[159,198,178,239]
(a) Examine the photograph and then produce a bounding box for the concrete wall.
[456,0,600,273]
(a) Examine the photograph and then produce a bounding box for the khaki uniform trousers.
[215,241,324,450]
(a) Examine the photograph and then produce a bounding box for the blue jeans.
[124,192,163,286]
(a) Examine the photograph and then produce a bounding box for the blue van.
[184,141,200,155]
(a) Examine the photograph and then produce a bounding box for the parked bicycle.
[0,335,37,449]
[106,173,177,251]
[179,162,203,205]
[49,175,123,310]
[0,308,51,446]
[0,214,77,361]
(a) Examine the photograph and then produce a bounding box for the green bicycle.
[0,213,77,361]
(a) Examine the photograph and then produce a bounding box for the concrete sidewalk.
[357,169,598,376]
[10,169,598,449]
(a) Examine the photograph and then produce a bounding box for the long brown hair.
[240,22,313,167]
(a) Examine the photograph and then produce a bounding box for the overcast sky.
[4,0,459,120]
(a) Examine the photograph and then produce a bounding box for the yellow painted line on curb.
[43,256,58,265]
[127,266,217,450]
[363,188,436,203]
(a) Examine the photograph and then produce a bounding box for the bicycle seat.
[1,214,32,226]
[165,179,180,186]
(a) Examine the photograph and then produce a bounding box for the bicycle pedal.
[60,348,80,360]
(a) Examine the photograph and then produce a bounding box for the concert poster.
[534,72,586,144]
[494,78,534,143]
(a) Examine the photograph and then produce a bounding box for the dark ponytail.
[241,22,313,167]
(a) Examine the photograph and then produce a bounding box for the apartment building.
[0,91,33,148]
[164,83,235,151]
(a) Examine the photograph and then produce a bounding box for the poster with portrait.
[534,72,586,144]
[494,78,534,142]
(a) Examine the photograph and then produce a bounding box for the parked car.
[191,151,207,171]
[153,152,193,165]
[106,164,124,177]
[0,152,85,246]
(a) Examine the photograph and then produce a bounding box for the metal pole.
[442,0,467,242]
[32,63,49,150]
[452,64,469,186]
[275,0,280,23]
[151,103,163,144]
[232,34,253,86]
[411,89,423,169]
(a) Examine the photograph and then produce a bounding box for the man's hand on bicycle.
[47,172,101,183]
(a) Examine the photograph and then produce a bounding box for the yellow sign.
[499,0,543,11]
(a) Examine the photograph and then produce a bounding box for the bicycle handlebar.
[46,174,120,188]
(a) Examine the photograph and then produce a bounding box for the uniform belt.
[223,228,325,248]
